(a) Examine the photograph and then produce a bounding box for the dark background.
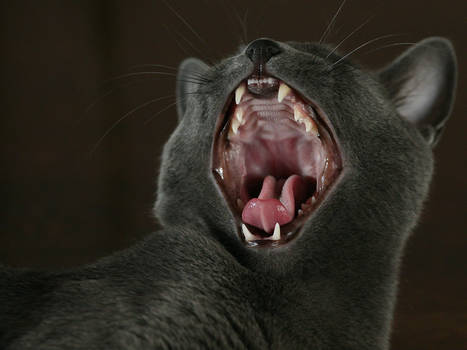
[0,0,465,348]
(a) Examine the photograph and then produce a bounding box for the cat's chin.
[212,75,342,248]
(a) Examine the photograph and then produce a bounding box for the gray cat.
[0,36,457,349]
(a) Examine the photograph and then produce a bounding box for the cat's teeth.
[241,222,280,242]
[293,105,309,129]
[247,78,276,85]
[307,118,319,136]
[242,224,256,242]
[231,117,240,134]
[271,223,281,240]
[235,108,245,125]
[235,84,246,104]
[311,196,316,204]
[278,83,291,103]
[293,105,319,136]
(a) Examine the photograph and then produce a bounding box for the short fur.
[0,37,457,349]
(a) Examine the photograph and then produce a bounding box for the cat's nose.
[245,38,282,65]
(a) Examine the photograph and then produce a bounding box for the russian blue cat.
[0,36,457,349]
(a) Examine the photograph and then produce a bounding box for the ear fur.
[176,58,209,120]
[379,37,457,146]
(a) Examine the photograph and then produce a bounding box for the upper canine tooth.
[278,83,291,103]
[235,84,246,104]
[242,224,256,242]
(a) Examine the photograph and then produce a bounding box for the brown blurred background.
[0,0,465,348]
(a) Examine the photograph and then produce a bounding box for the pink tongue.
[242,175,308,234]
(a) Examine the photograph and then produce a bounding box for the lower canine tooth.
[271,223,281,240]
[242,224,256,242]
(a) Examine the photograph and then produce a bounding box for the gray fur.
[0,37,457,349]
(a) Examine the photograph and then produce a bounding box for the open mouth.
[213,75,342,247]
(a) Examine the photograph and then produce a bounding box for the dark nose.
[245,38,282,65]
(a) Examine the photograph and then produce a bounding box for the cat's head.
[155,37,456,271]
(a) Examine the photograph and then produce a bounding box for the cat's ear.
[379,37,457,146]
[176,58,210,120]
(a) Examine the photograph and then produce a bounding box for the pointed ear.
[379,37,457,146]
[176,58,210,120]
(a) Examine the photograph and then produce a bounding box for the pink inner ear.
[396,61,441,124]
[380,38,456,134]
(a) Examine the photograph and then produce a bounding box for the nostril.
[245,38,282,65]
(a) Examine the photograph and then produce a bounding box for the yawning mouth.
[213,75,342,247]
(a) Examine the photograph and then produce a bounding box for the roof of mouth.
[213,76,342,245]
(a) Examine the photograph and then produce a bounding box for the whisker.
[161,0,207,45]
[127,64,177,71]
[362,42,416,55]
[170,26,216,66]
[182,91,212,96]
[177,71,211,81]
[103,71,177,85]
[182,70,213,81]
[143,91,212,125]
[81,73,208,126]
[217,0,248,44]
[102,71,210,87]
[143,100,179,125]
[319,0,347,44]
[90,95,174,154]
[163,23,203,63]
[81,78,208,127]
[125,64,213,84]
[325,15,375,58]
[176,78,211,86]
[79,78,167,124]
[162,0,223,62]
[185,75,213,84]
[330,34,403,68]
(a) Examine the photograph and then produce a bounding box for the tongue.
[242,175,308,234]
